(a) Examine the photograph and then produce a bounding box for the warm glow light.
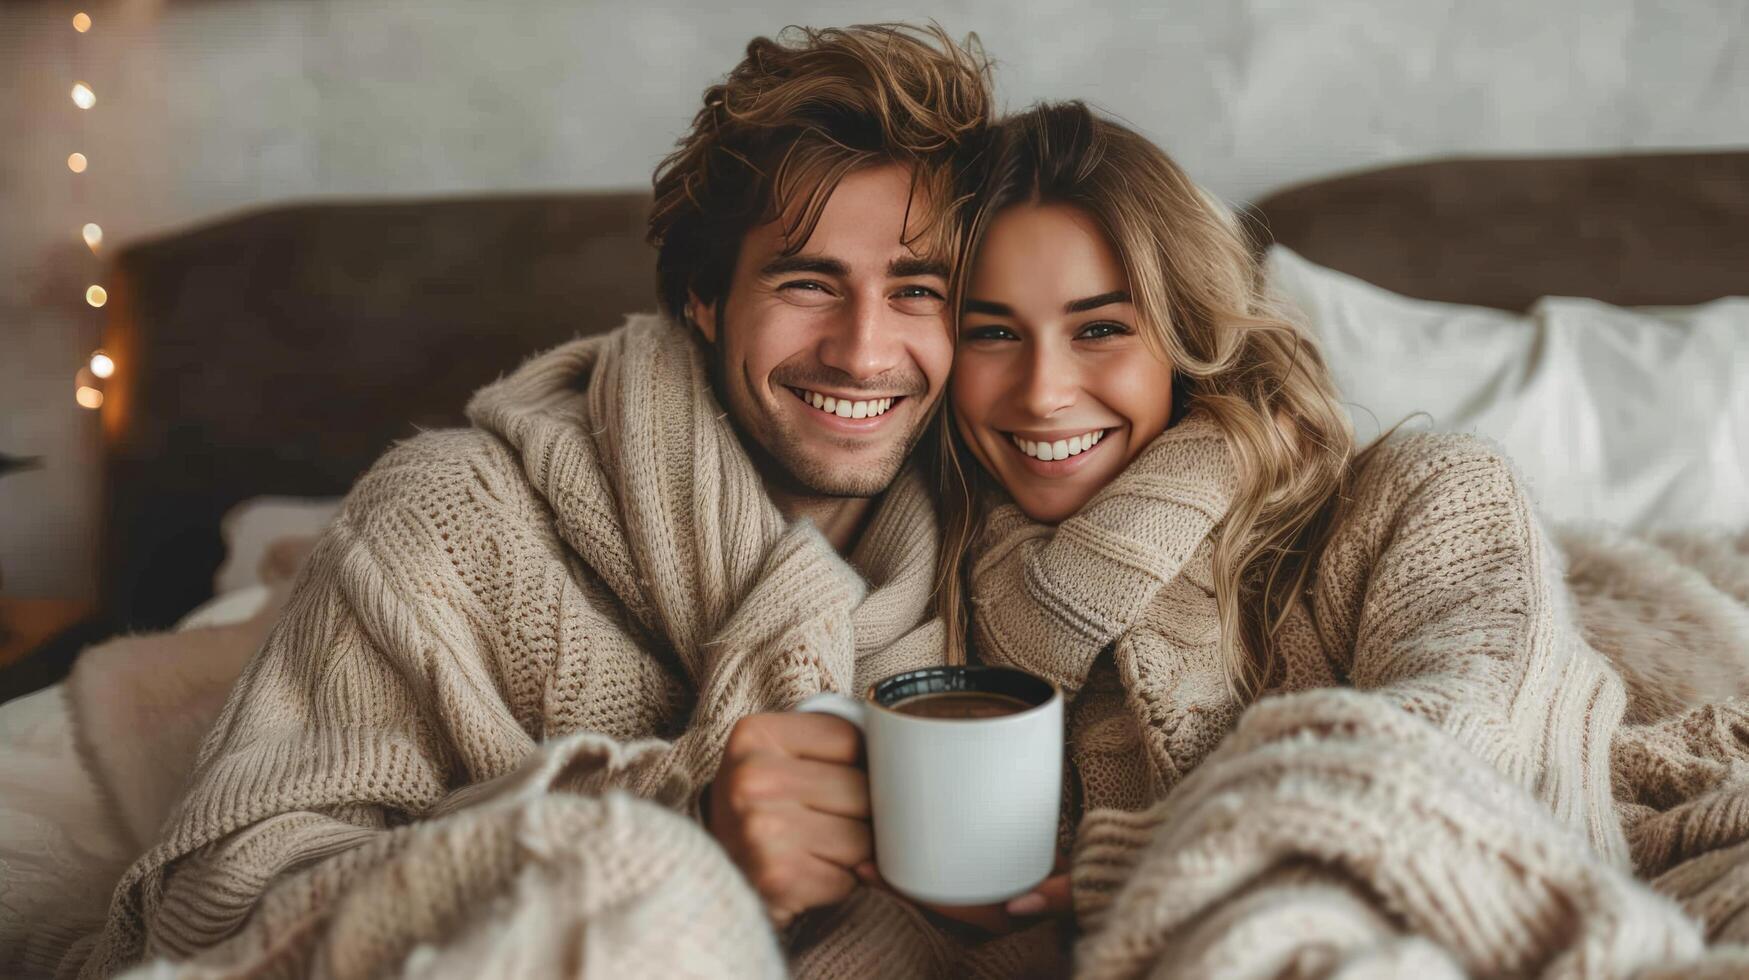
[86,284,107,307]
[83,223,103,250]
[68,152,88,173]
[72,83,95,109]
[89,351,115,378]
[73,12,92,33]
[76,386,104,409]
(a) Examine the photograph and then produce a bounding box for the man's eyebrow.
[963,298,1012,317]
[1065,290,1131,313]
[760,254,849,278]
[889,256,949,279]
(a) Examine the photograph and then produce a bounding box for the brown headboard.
[98,192,656,631]
[1248,150,1749,311]
[93,149,1749,633]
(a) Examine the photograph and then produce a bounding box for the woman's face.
[951,203,1175,523]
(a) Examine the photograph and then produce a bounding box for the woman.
[936,102,1749,975]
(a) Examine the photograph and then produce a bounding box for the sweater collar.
[969,409,1239,697]
[464,315,940,682]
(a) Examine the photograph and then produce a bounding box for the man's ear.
[686,291,718,345]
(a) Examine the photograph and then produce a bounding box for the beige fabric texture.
[69,316,1065,979]
[970,412,1749,976]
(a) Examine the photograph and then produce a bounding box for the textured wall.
[2,0,1746,598]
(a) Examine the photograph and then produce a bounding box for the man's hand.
[707,712,874,929]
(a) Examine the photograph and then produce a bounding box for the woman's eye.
[964,324,1017,342]
[1077,320,1131,340]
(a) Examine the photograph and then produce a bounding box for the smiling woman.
[935,101,1352,681]
[952,202,1176,523]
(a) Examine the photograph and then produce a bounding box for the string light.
[70,13,113,409]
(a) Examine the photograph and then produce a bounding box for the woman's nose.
[1017,345,1077,419]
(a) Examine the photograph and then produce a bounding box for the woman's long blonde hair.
[936,102,1358,699]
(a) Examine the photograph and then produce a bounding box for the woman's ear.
[686,291,718,344]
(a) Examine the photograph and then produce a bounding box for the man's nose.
[1018,342,1077,419]
[817,295,905,382]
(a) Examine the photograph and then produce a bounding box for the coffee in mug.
[797,665,1062,906]
[889,691,1030,719]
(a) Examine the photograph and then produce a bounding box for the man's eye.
[964,325,1017,342]
[781,280,830,293]
[893,283,947,314]
[1078,321,1131,340]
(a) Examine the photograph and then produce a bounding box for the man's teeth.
[1011,429,1105,461]
[795,389,895,419]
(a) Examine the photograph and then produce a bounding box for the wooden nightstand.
[0,597,98,670]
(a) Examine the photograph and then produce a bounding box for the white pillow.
[1265,245,1749,530]
[213,495,342,595]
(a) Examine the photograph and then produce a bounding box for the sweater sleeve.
[73,436,766,978]
[1309,434,1629,860]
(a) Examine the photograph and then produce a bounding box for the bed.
[2,150,1746,978]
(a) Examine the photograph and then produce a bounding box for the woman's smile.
[1002,425,1117,474]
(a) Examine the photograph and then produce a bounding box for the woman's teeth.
[1011,429,1105,461]
[792,388,895,420]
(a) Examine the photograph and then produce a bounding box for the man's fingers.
[773,756,872,818]
[724,712,863,766]
[755,854,858,924]
[787,806,873,869]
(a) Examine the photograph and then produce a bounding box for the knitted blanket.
[971,412,1749,976]
[67,316,987,979]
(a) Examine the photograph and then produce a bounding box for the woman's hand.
[706,712,874,929]
[855,851,1073,936]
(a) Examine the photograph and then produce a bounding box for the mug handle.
[795,692,868,730]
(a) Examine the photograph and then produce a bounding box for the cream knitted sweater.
[970,411,1749,976]
[72,316,1059,980]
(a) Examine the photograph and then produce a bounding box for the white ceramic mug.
[796,665,1063,906]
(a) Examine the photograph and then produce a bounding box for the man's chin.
[770,444,911,499]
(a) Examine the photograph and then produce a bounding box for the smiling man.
[682,161,955,545]
[77,24,1000,980]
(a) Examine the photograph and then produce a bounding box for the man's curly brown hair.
[647,23,994,323]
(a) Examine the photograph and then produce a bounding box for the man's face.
[690,163,954,498]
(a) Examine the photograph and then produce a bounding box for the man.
[73,23,1033,980]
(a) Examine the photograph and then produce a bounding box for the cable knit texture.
[971,411,1749,976]
[68,316,1056,979]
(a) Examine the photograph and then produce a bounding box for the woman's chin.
[1010,489,1095,525]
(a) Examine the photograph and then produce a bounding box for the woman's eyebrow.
[963,298,1012,316]
[1064,290,1130,313]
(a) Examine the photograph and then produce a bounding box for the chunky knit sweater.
[970,411,1749,975]
[72,316,1062,979]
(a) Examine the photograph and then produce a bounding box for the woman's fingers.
[1004,872,1072,917]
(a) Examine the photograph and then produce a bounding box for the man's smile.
[786,386,906,431]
